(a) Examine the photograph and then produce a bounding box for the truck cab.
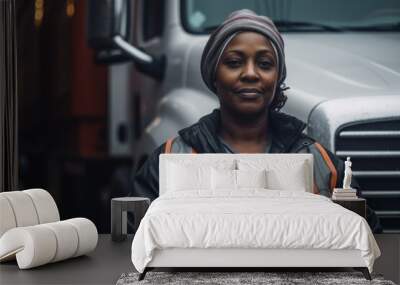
[90,0,400,233]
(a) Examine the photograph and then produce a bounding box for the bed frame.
[139,248,371,280]
[138,154,371,281]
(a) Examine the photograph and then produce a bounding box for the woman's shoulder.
[297,135,345,173]
[289,133,315,153]
[292,134,344,165]
[161,136,194,154]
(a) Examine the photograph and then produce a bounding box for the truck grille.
[335,119,400,233]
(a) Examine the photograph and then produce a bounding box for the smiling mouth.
[234,89,263,99]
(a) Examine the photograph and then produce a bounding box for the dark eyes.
[223,58,273,70]
[258,60,273,69]
[225,59,242,68]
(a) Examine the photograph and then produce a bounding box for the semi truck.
[88,0,400,233]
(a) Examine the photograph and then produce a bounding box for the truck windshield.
[181,0,400,33]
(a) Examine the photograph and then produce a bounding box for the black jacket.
[132,109,382,232]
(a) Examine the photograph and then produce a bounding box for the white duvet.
[131,190,380,273]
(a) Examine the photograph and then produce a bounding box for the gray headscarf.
[201,9,287,97]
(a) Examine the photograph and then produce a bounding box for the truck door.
[132,0,166,142]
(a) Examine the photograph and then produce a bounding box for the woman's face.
[215,32,278,117]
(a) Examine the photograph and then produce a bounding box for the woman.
[132,10,381,232]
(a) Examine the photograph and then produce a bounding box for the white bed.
[131,154,380,280]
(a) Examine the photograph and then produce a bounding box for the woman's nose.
[241,61,259,81]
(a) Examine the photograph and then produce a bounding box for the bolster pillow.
[0,218,98,269]
[0,189,60,237]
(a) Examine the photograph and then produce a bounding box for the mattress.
[131,190,380,273]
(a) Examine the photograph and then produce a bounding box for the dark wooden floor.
[0,235,134,285]
[0,234,398,284]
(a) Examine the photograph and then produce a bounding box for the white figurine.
[343,157,353,190]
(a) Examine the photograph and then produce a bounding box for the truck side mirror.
[87,0,130,50]
[87,0,165,79]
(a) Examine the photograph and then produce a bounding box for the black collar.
[179,109,306,153]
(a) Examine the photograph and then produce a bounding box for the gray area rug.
[116,272,396,285]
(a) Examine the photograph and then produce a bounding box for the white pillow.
[211,168,236,190]
[266,162,307,192]
[211,169,268,190]
[236,169,267,189]
[167,162,211,191]
[238,159,308,192]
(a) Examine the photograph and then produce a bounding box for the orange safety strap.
[164,138,197,154]
[314,142,337,192]
[164,138,173,153]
